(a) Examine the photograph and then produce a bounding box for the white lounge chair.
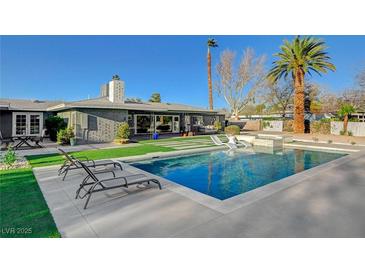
[210,135,237,149]
[225,134,252,148]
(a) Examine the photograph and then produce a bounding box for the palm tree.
[268,36,336,133]
[207,38,218,111]
[338,103,356,135]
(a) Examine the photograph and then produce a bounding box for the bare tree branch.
[265,80,294,117]
[215,48,266,119]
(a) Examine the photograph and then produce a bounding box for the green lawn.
[0,168,60,238]
[139,135,214,144]
[27,144,175,168]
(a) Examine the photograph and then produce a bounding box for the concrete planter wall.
[263,120,283,132]
[243,120,261,131]
[330,121,365,136]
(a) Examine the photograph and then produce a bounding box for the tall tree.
[268,36,336,133]
[265,81,294,118]
[215,48,266,119]
[207,38,218,110]
[149,92,161,103]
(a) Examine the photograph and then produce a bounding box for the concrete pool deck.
[33,144,365,237]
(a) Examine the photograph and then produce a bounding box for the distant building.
[99,74,125,103]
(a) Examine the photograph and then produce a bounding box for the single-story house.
[0,76,225,143]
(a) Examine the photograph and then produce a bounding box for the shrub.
[57,127,75,145]
[1,146,17,168]
[224,125,240,135]
[45,116,67,141]
[310,120,330,134]
[349,117,360,122]
[320,118,332,123]
[312,137,319,142]
[262,117,282,121]
[213,120,222,131]
[283,120,294,132]
[339,129,353,136]
[262,121,273,129]
[327,140,333,144]
[351,141,356,145]
[116,122,130,140]
[331,117,342,122]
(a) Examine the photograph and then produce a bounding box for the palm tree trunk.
[293,69,305,133]
[207,47,213,111]
[344,114,348,134]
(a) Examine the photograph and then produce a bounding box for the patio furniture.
[210,135,237,149]
[0,130,14,148]
[225,134,252,148]
[30,129,47,147]
[57,148,123,181]
[13,135,43,150]
[75,160,162,209]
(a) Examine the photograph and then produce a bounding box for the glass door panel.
[30,114,41,135]
[136,115,153,134]
[15,114,27,135]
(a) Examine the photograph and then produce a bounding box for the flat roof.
[0,97,221,114]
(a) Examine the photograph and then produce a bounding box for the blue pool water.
[132,149,345,200]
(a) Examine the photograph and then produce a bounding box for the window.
[16,114,27,135]
[30,115,40,134]
[12,112,43,136]
[192,116,203,126]
[87,115,98,131]
[155,115,173,133]
[135,115,154,134]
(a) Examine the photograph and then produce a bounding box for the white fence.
[263,120,283,132]
[330,121,365,136]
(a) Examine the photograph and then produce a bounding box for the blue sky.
[1,35,365,109]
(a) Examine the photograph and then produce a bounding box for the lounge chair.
[225,134,252,148]
[75,160,162,209]
[210,135,237,149]
[58,148,123,181]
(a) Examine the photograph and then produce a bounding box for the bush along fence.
[331,121,365,136]
[260,119,364,136]
[262,120,283,132]
[310,120,331,134]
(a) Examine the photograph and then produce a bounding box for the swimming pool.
[132,149,346,200]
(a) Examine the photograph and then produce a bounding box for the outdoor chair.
[0,130,14,148]
[75,160,162,209]
[58,148,123,181]
[210,135,237,149]
[30,128,47,148]
[224,134,252,148]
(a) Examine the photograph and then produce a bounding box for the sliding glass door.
[135,114,154,134]
[134,114,180,134]
[12,112,43,136]
[155,115,179,133]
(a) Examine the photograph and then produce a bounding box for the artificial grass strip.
[0,168,61,238]
[27,144,175,168]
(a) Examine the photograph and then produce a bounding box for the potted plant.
[69,129,76,146]
[56,127,75,145]
[116,122,130,144]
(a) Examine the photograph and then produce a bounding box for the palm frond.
[267,36,336,83]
